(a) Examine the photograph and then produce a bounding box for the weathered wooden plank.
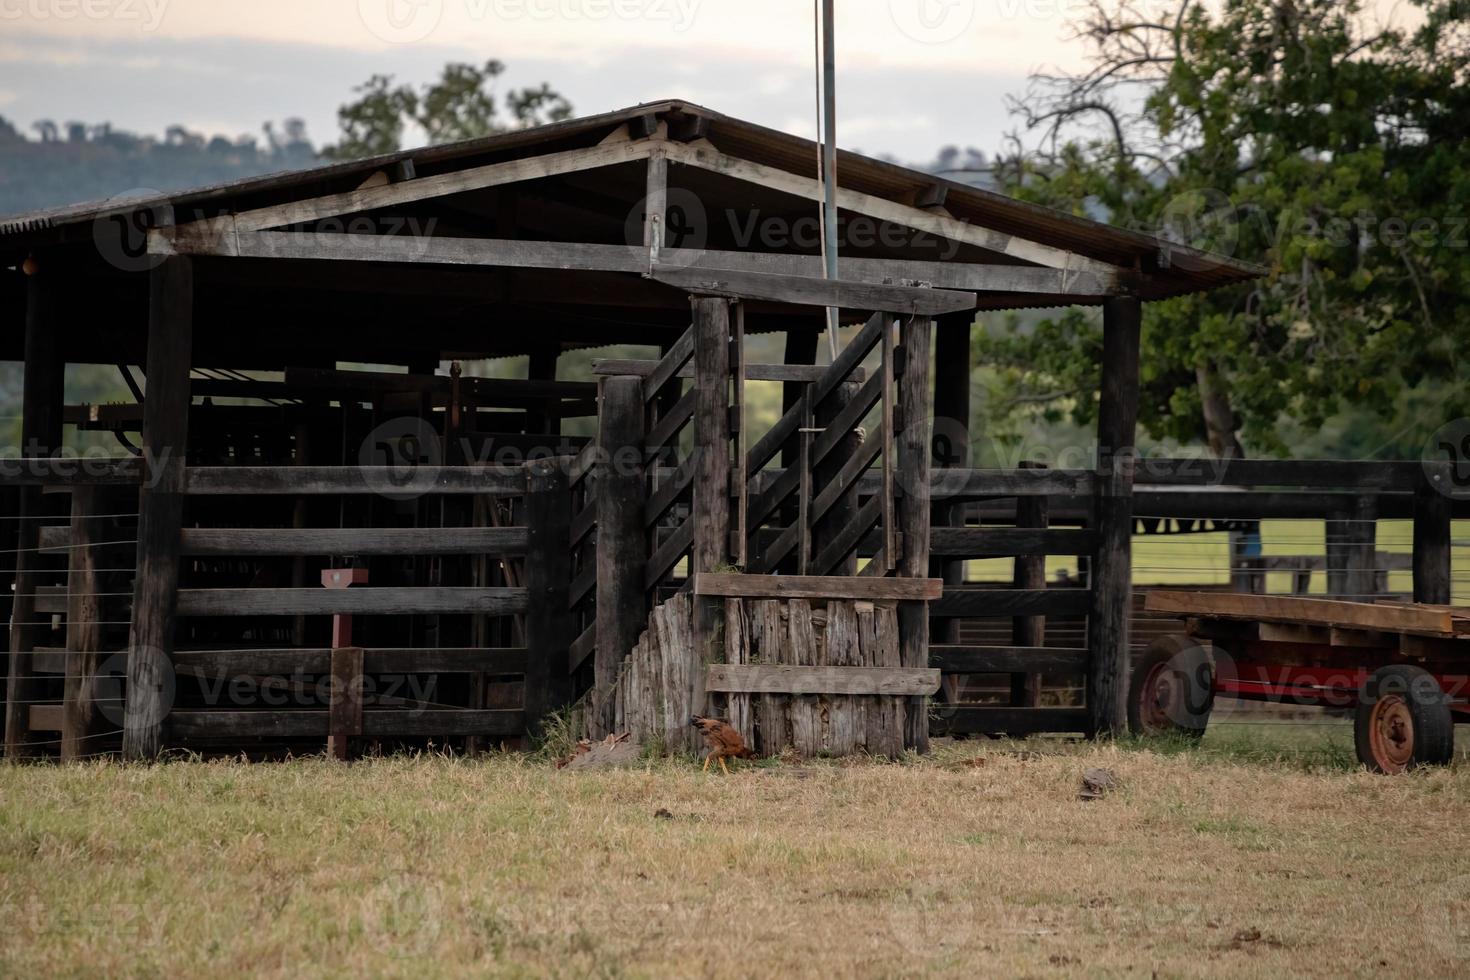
[0,457,143,487]
[931,588,1091,618]
[28,704,63,733]
[643,385,695,453]
[644,520,692,590]
[705,664,942,697]
[179,526,528,556]
[929,527,1096,557]
[172,647,526,674]
[929,468,1096,498]
[644,454,696,526]
[1138,456,1424,491]
[932,707,1090,736]
[786,599,821,754]
[1144,590,1455,636]
[123,255,192,760]
[185,466,526,496]
[176,587,527,617]
[693,572,941,601]
[284,366,594,401]
[650,266,976,316]
[824,600,860,755]
[1011,461,1050,709]
[929,645,1086,673]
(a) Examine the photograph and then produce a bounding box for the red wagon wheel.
[1354,664,1455,774]
[1127,634,1215,739]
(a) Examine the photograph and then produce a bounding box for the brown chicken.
[690,715,755,773]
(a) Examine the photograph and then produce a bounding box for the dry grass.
[3,730,1470,978]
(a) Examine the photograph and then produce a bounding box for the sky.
[0,0,1420,161]
[0,0,1101,160]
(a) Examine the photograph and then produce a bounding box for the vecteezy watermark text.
[0,0,169,31]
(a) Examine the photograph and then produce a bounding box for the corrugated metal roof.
[0,99,1260,300]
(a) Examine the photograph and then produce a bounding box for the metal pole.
[820,0,840,358]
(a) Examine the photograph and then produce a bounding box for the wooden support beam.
[693,572,942,601]
[521,458,572,735]
[929,527,1095,557]
[159,228,1123,297]
[649,265,975,316]
[1086,295,1141,740]
[327,647,363,761]
[179,526,529,556]
[932,588,1092,618]
[184,465,526,496]
[594,359,865,384]
[160,138,656,236]
[691,296,732,716]
[896,314,934,753]
[930,310,971,667]
[123,256,192,760]
[167,709,524,740]
[593,376,648,736]
[4,265,64,758]
[1413,465,1452,605]
[659,140,1124,278]
[175,587,527,617]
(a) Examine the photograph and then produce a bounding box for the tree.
[983,0,1470,458]
[322,61,572,161]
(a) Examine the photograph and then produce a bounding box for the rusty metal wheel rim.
[1139,660,1178,733]
[1369,694,1415,773]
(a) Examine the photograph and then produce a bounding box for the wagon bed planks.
[1145,590,1467,637]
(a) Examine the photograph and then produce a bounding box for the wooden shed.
[0,100,1262,760]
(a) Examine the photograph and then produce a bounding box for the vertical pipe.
[820,0,840,354]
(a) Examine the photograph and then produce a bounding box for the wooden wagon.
[1137,590,1470,772]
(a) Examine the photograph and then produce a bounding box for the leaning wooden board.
[1144,590,1466,638]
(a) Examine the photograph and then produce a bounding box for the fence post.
[1011,461,1049,709]
[593,376,647,735]
[1343,496,1379,600]
[123,256,193,760]
[896,314,934,753]
[690,296,731,746]
[1414,464,1452,604]
[1086,295,1141,740]
[522,457,572,736]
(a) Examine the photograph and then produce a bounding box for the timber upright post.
[522,457,572,736]
[896,314,935,753]
[690,296,731,748]
[930,312,971,705]
[1086,295,1142,739]
[123,255,193,759]
[3,258,64,758]
[1413,462,1452,605]
[592,375,647,735]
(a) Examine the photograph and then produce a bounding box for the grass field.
[4,723,1470,977]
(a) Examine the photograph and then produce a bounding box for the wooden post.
[1086,295,1142,739]
[896,314,934,753]
[123,255,193,759]
[779,327,818,573]
[61,486,106,760]
[1011,462,1048,709]
[691,296,732,717]
[4,264,64,758]
[1343,496,1378,600]
[593,376,647,735]
[1413,466,1452,605]
[931,312,971,705]
[522,457,572,735]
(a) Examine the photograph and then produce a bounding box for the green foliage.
[322,61,572,161]
[991,0,1470,456]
